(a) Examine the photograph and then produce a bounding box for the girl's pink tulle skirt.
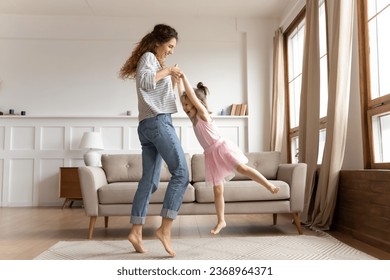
[203,138,248,186]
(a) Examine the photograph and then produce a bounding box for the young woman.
[119,24,189,257]
[177,74,279,234]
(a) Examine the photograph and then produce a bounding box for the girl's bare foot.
[211,221,226,235]
[128,232,147,253]
[264,184,279,194]
[269,185,280,194]
[156,227,176,257]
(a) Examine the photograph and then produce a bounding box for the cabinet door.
[59,167,82,198]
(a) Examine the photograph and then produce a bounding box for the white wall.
[0,14,280,206]
[0,16,240,116]
[237,18,279,151]
[0,14,279,152]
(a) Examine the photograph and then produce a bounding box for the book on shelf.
[230,103,247,116]
[240,104,247,116]
[230,104,238,115]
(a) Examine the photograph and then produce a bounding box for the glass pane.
[372,113,390,163]
[287,38,294,81]
[288,23,305,82]
[290,131,325,164]
[291,136,299,164]
[289,75,302,128]
[376,7,390,97]
[369,17,379,99]
[368,0,390,19]
[297,22,305,75]
[318,129,326,164]
[377,0,390,11]
[319,0,327,57]
[287,20,305,129]
[368,5,390,99]
[319,0,328,119]
[367,0,377,19]
[320,55,328,118]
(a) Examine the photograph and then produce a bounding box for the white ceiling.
[0,0,298,19]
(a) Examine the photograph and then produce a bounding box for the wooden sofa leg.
[292,213,303,234]
[88,216,97,239]
[273,214,277,225]
[104,216,109,228]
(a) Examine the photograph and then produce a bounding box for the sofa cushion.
[191,151,281,183]
[101,154,142,183]
[101,153,192,183]
[98,182,195,204]
[193,180,289,203]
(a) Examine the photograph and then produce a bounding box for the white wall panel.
[218,127,240,146]
[40,126,65,150]
[101,126,123,151]
[10,126,35,150]
[0,126,4,150]
[184,126,203,153]
[70,158,85,167]
[8,159,34,206]
[39,159,63,206]
[128,126,141,152]
[0,159,3,206]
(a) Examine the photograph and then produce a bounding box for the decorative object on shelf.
[21,111,26,116]
[9,109,14,115]
[79,132,104,166]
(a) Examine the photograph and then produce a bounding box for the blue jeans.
[130,114,189,224]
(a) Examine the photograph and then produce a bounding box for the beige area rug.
[34,231,376,260]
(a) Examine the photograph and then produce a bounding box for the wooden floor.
[1,207,389,260]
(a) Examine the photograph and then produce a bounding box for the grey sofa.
[78,152,307,239]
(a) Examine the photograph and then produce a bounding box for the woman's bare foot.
[211,221,226,235]
[156,227,176,257]
[128,232,147,253]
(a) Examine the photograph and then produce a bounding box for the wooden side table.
[59,167,82,208]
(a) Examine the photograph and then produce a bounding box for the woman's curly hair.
[119,24,178,79]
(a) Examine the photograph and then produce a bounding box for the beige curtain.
[310,0,355,230]
[271,28,285,152]
[298,0,320,224]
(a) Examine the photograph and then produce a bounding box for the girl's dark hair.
[194,82,212,113]
[119,24,178,79]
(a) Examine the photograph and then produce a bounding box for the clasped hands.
[170,64,183,80]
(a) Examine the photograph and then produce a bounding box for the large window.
[284,0,328,164]
[358,0,390,168]
[285,10,305,163]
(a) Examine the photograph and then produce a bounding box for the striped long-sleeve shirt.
[136,52,177,122]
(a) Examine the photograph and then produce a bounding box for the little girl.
[177,74,279,234]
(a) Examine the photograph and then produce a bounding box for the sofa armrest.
[78,166,108,216]
[276,163,307,212]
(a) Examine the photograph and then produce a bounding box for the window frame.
[357,0,390,169]
[283,1,329,164]
[283,8,306,163]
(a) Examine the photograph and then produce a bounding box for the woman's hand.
[169,65,182,80]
